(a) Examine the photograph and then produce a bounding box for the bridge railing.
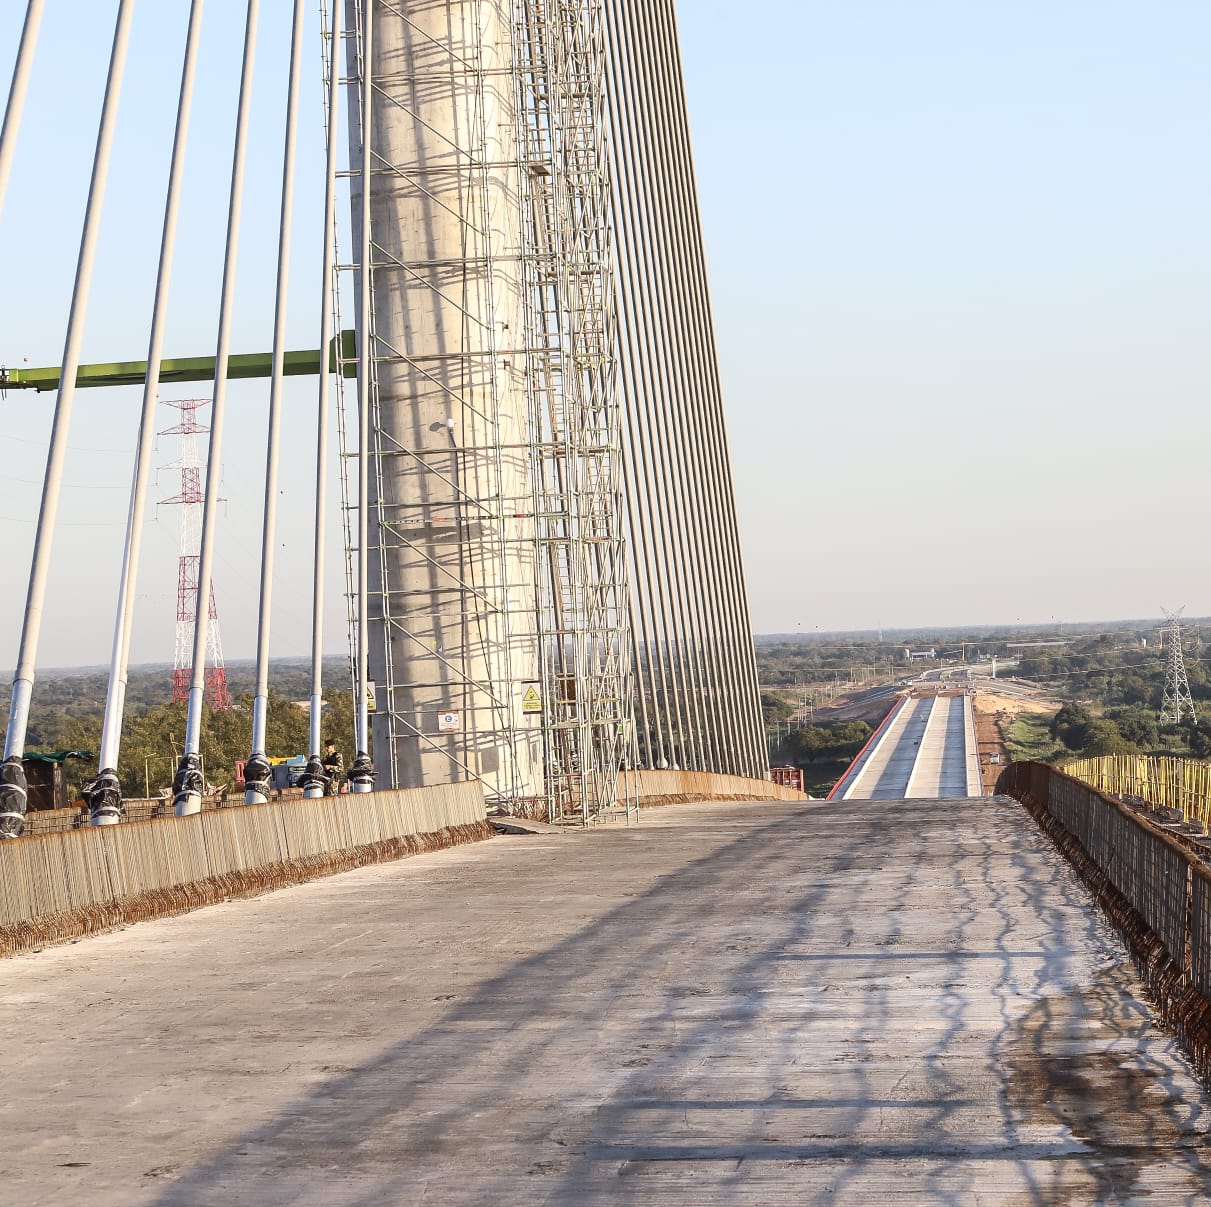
[998,761,1211,1083]
[1062,754,1211,831]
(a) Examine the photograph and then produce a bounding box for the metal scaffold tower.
[340,0,632,821]
[514,0,634,821]
[1160,606,1197,725]
[343,0,544,810]
[159,399,231,712]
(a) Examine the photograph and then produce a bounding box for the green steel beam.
[0,330,357,392]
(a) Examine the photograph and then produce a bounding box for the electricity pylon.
[1160,607,1197,725]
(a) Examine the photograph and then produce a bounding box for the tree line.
[772,720,872,767]
[16,680,357,801]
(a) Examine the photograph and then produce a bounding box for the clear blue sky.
[1,2,1209,668]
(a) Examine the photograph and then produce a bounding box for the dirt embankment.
[972,688,1060,792]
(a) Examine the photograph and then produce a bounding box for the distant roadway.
[830,693,982,800]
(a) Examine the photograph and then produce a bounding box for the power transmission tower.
[1160,606,1197,725]
[159,399,231,711]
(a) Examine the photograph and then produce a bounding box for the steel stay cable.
[609,0,714,769]
[603,8,697,769]
[629,0,765,774]
[599,11,674,768]
[646,0,765,773]
[642,0,767,773]
[610,0,728,769]
[627,0,743,772]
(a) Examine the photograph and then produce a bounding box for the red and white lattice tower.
[158,399,231,710]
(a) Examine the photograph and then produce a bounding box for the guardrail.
[1062,754,1211,830]
[997,761,1211,1083]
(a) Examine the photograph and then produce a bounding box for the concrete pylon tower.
[346,2,542,799]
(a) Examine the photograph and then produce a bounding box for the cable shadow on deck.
[140,798,1211,1206]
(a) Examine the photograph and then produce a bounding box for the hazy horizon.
[2,3,1207,669]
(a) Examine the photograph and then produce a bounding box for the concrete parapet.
[621,770,808,807]
[0,783,489,957]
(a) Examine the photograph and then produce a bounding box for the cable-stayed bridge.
[0,0,766,831]
[4,7,1211,1200]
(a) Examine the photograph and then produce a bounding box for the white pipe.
[0,0,44,224]
[305,0,343,798]
[246,0,306,806]
[177,0,260,815]
[353,0,373,791]
[95,0,206,817]
[3,0,136,763]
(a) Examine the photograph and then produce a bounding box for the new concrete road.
[832,694,982,800]
[1,797,1208,1204]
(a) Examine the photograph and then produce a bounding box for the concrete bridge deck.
[1,796,1209,1205]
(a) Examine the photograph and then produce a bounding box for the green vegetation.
[760,690,796,726]
[779,721,872,765]
[757,620,1211,771]
[1004,713,1060,764]
[797,759,853,799]
[30,690,357,802]
[769,720,873,798]
[0,659,358,801]
[10,618,1211,801]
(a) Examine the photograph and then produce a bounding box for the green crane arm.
[0,330,357,392]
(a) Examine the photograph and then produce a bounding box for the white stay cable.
[174,0,261,815]
[3,0,137,766]
[88,0,206,827]
[0,0,44,225]
[351,0,375,792]
[244,0,308,806]
[303,0,344,798]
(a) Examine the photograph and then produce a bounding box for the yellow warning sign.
[521,686,543,715]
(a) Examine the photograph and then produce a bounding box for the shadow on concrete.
[145,798,1211,1205]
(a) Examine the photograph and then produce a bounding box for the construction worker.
[321,740,344,796]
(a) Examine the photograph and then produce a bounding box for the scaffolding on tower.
[159,398,231,711]
[512,0,634,821]
[336,0,632,821]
